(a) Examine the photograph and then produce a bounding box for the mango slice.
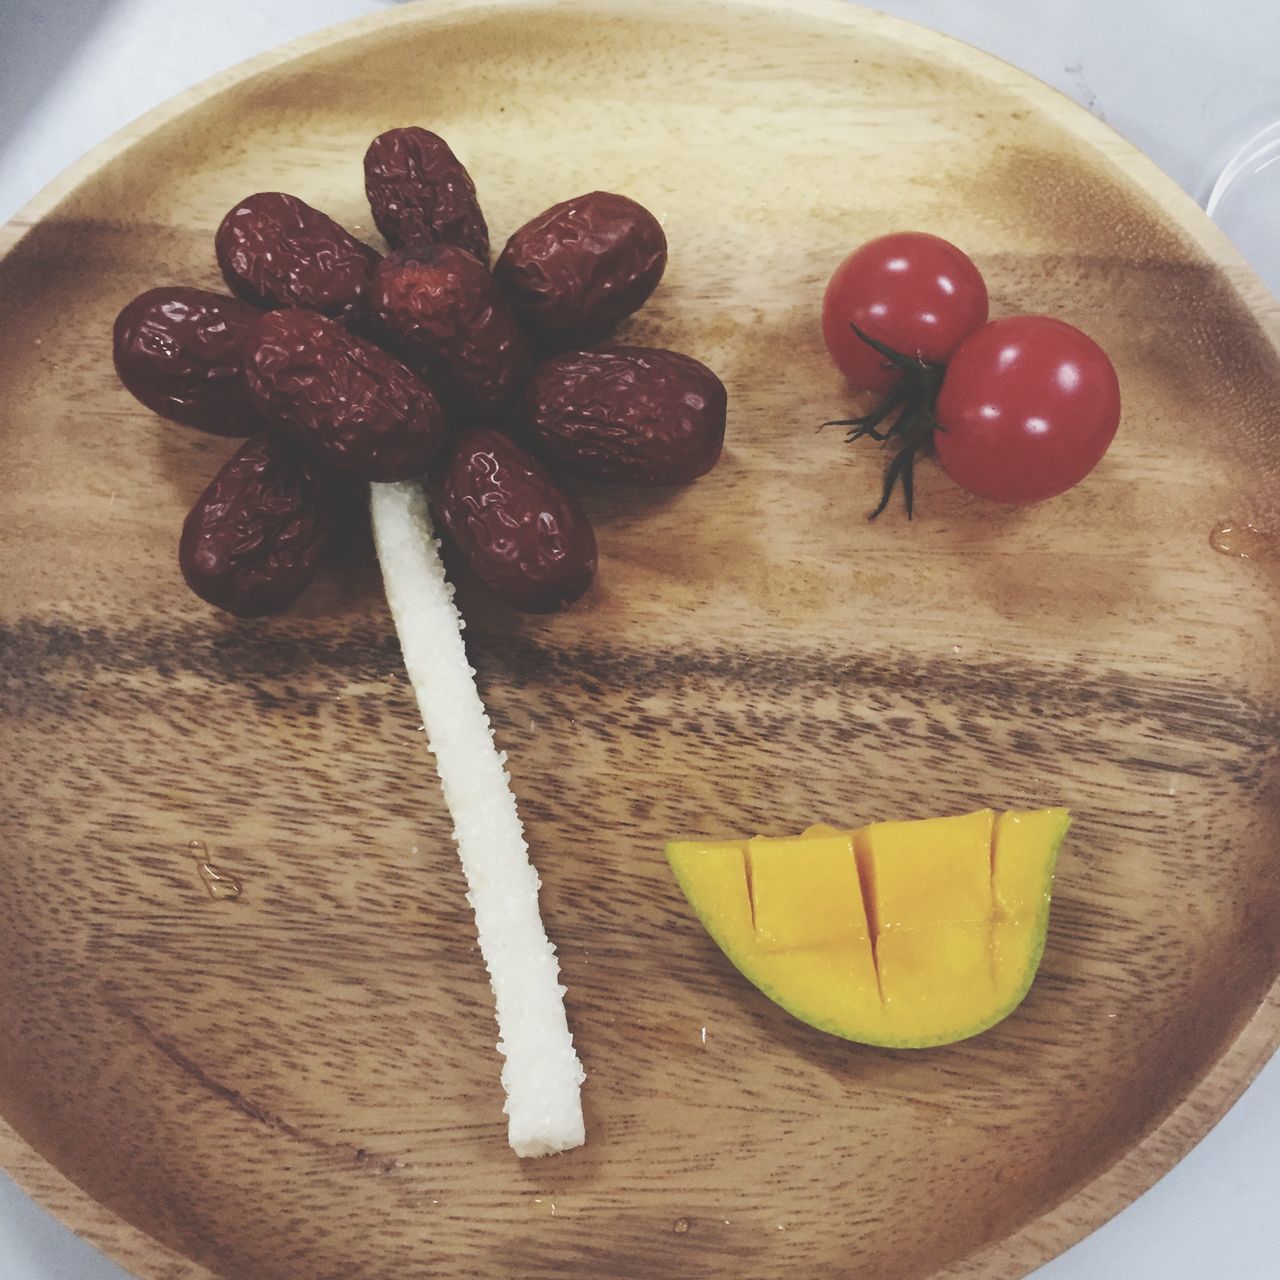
[666,808,1070,1048]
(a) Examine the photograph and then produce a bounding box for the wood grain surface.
[2,2,1278,1278]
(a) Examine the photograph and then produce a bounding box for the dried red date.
[371,245,530,417]
[434,427,596,613]
[364,127,489,262]
[243,309,448,482]
[215,192,380,325]
[112,287,261,435]
[179,434,328,617]
[494,192,667,342]
[518,346,726,484]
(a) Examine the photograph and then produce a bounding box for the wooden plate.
[2,1,1278,1277]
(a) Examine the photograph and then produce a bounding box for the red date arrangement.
[111,130,727,618]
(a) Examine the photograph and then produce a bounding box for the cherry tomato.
[933,316,1120,504]
[821,232,989,393]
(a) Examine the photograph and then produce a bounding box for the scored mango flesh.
[666,808,1069,1048]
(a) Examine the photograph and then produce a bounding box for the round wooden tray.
[2,2,1277,1277]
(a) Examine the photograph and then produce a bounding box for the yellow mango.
[993,918,1039,1006]
[993,808,1069,918]
[748,946,886,1039]
[876,923,995,1043]
[668,834,884,1035]
[991,808,1070,1008]
[665,807,1070,1049]
[855,809,994,932]
[747,833,868,951]
[665,839,753,950]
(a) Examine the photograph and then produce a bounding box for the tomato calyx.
[823,322,945,519]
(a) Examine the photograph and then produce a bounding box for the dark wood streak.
[4,619,1278,765]
[112,1001,312,1145]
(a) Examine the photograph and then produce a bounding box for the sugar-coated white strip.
[369,480,585,1158]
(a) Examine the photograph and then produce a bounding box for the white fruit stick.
[369,480,585,1158]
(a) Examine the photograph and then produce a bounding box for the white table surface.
[1,1,1277,1276]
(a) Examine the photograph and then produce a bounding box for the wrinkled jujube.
[494,191,667,343]
[242,309,448,482]
[364,127,490,263]
[179,434,329,617]
[215,192,381,325]
[371,244,530,417]
[434,427,596,613]
[112,286,262,435]
[518,345,726,484]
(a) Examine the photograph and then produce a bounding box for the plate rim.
[1,1,1277,1277]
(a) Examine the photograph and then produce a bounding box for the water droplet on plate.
[199,863,242,900]
[188,840,240,899]
[1209,519,1269,560]
[673,1217,690,1235]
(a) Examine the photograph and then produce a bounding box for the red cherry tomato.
[933,316,1120,504]
[821,232,989,393]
